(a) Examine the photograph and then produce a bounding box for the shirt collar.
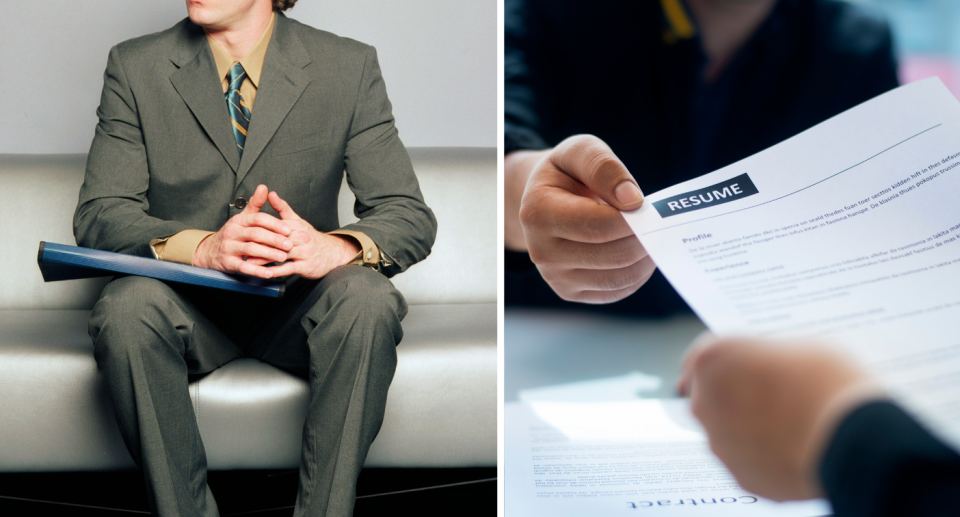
[207,11,275,89]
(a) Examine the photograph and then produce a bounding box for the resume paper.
[623,78,960,450]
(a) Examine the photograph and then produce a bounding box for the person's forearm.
[820,401,960,517]
[74,197,190,257]
[504,149,549,252]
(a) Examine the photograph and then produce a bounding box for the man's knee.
[90,276,185,358]
[303,267,407,348]
[320,266,407,321]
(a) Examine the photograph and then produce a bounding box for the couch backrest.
[0,148,496,309]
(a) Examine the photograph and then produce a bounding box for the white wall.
[0,1,496,153]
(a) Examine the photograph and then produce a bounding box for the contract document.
[622,78,960,449]
[505,400,830,516]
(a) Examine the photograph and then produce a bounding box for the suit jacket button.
[233,197,247,209]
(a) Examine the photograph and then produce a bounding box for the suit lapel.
[168,22,241,173]
[236,13,313,185]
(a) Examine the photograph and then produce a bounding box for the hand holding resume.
[507,79,960,517]
[622,78,960,450]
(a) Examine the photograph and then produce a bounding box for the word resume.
[623,78,960,450]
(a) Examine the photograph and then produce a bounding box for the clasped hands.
[193,184,359,279]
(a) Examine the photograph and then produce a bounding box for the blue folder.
[37,241,284,298]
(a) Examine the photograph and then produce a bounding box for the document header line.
[639,123,942,237]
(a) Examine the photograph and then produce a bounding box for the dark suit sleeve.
[339,46,437,278]
[74,45,189,257]
[504,0,551,155]
[504,0,549,283]
[819,401,960,517]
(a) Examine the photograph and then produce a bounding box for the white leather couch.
[0,148,496,471]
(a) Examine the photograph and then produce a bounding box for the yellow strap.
[659,0,696,40]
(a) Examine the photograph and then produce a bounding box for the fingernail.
[282,226,291,234]
[283,240,292,248]
[615,181,644,207]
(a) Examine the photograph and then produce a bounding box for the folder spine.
[37,241,283,299]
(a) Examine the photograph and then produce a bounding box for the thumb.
[268,190,302,221]
[677,330,717,396]
[243,184,269,214]
[550,134,644,210]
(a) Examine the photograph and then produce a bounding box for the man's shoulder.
[281,15,375,62]
[113,18,193,54]
[805,0,894,57]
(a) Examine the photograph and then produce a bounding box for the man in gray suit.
[73,0,436,515]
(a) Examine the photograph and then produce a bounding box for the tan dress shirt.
[151,13,382,269]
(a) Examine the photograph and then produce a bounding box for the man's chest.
[134,73,353,231]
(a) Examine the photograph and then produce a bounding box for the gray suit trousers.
[88,266,405,517]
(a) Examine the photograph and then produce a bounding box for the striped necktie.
[226,63,251,156]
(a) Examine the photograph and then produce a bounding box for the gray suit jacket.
[74,13,436,278]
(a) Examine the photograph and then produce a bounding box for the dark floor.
[0,467,496,516]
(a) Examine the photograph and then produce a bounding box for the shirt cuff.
[149,230,215,265]
[329,229,389,269]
